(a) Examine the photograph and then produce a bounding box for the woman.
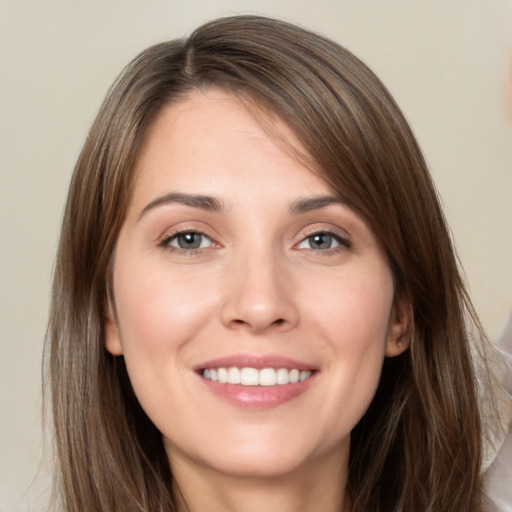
[45,15,494,511]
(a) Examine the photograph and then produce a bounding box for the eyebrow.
[138,192,345,220]
[138,192,223,220]
[289,195,346,214]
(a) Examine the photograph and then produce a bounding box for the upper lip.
[193,353,318,372]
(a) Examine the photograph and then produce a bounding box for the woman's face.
[106,90,408,481]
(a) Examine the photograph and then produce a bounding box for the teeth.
[202,367,313,386]
[259,368,277,386]
[299,370,311,381]
[276,368,289,385]
[217,368,228,383]
[227,367,240,384]
[241,367,259,386]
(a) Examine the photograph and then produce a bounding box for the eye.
[297,231,348,251]
[163,231,213,250]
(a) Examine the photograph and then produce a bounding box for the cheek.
[308,274,394,350]
[110,253,219,429]
[330,279,393,382]
[303,272,394,429]
[113,254,213,353]
[110,250,220,417]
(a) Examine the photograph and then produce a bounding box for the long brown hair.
[45,15,490,511]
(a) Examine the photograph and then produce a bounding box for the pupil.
[311,233,331,250]
[179,233,201,249]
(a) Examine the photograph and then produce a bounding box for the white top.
[484,311,512,511]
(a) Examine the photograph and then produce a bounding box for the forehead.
[138,88,310,168]
[129,89,333,211]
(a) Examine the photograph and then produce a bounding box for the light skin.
[106,89,410,512]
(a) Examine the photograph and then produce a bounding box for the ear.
[385,296,412,357]
[105,303,123,356]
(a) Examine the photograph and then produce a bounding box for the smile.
[195,355,317,408]
[202,367,313,386]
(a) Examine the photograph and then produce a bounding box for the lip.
[193,353,317,372]
[194,353,318,410]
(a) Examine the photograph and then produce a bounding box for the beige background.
[1,1,511,509]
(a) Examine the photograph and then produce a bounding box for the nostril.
[229,317,286,330]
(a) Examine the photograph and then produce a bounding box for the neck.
[171,448,350,512]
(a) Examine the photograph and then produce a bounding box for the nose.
[220,250,299,334]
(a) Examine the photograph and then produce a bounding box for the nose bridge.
[221,241,298,333]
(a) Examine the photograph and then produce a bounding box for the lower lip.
[199,375,315,409]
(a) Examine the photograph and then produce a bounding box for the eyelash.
[158,228,351,255]
[159,229,215,254]
[295,229,351,253]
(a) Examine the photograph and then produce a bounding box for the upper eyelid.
[157,222,219,242]
[294,223,353,250]
[158,231,218,255]
[161,229,213,243]
[296,224,351,242]
[297,232,350,249]
[155,222,351,248]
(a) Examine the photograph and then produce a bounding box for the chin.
[170,428,348,481]
[214,451,309,479]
